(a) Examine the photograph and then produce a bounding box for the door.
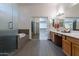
[31,17,39,39]
[31,17,48,40]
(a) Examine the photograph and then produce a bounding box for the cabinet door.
[62,36,71,56]
[72,43,79,56]
[50,31,55,42]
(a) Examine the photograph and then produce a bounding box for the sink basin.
[61,31,70,33]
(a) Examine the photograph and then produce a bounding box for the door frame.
[31,16,49,40]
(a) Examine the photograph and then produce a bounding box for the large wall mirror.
[75,19,79,30]
[65,17,79,31]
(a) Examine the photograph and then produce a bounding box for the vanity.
[50,31,62,47]
[50,30,79,56]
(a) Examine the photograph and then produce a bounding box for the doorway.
[39,17,48,40]
[31,17,48,40]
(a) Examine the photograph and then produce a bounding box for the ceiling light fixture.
[56,6,64,16]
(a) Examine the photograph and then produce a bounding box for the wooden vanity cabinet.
[50,31,79,56]
[50,31,55,43]
[72,43,79,56]
[70,38,79,56]
[50,31,62,47]
[62,36,79,56]
[62,36,72,56]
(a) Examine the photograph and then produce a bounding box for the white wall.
[29,5,57,17]
[18,5,31,29]
[64,4,79,17]
[17,5,57,29]
[32,17,40,34]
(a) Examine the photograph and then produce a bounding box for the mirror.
[64,17,79,31]
[74,19,79,30]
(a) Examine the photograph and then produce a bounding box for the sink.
[61,31,70,33]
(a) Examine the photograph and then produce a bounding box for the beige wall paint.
[18,5,31,29]
[64,4,79,17]
[29,5,57,17]
[17,5,57,29]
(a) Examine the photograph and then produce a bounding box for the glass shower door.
[0,4,18,56]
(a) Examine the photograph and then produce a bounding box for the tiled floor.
[39,28,48,40]
[15,40,65,56]
[15,29,65,56]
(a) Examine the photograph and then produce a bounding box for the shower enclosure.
[0,4,18,55]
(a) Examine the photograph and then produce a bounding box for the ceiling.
[17,3,75,6]
[17,3,77,10]
[17,3,58,6]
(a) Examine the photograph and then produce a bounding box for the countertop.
[50,28,79,39]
